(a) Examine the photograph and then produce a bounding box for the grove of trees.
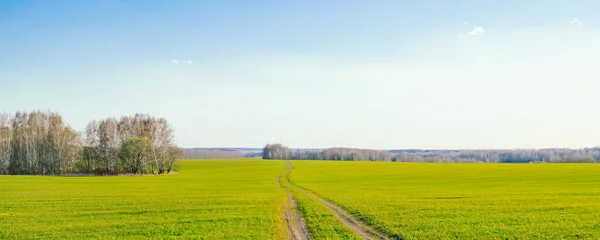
[262,143,293,160]
[0,111,181,175]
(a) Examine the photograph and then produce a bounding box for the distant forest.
[260,144,599,163]
[4,110,596,177]
[181,144,600,163]
[182,148,262,159]
[0,111,181,175]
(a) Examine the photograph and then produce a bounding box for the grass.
[2,159,599,239]
[279,162,359,239]
[0,160,288,239]
[289,161,600,239]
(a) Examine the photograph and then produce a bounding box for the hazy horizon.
[2,1,600,149]
[182,146,600,151]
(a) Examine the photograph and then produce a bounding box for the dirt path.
[277,173,311,240]
[285,161,402,240]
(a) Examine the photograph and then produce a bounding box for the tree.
[262,143,292,160]
[165,145,182,174]
[118,137,152,175]
[0,111,180,176]
[90,114,180,175]
[81,146,96,173]
[98,118,119,174]
[0,113,12,174]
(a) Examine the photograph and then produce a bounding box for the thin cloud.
[171,59,193,64]
[569,17,583,26]
[467,26,485,36]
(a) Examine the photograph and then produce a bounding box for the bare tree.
[98,118,119,174]
[0,111,180,175]
[0,113,12,174]
[82,120,100,173]
[90,113,180,174]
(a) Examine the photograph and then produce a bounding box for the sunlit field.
[290,161,600,239]
[0,160,287,239]
[2,159,599,239]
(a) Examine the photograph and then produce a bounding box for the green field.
[290,161,600,239]
[0,160,288,239]
[1,160,600,239]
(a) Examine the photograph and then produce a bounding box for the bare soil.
[277,174,311,240]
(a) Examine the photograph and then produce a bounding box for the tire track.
[285,161,402,240]
[277,171,311,240]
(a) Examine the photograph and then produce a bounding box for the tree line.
[182,149,246,159]
[262,144,393,161]
[0,111,181,175]
[262,143,599,163]
[391,149,599,163]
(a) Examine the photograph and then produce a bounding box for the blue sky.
[2,0,600,149]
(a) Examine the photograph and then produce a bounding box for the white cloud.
[465,21,468,25]
[570,17,583,26]
[467,26,485,36]
[171,59,193,64]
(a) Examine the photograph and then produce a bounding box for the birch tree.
[98,118,119,174]
[0,111,181,175]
